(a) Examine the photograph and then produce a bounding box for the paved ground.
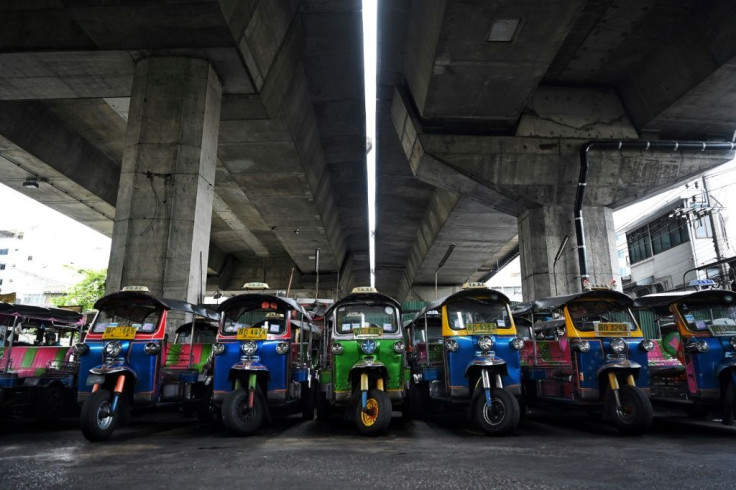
[1,409,734,489]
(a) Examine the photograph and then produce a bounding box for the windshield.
[676,302,736,334]
[221,303,287,336]
[335,304,399,334]
[446,298,512,332]
[92,303,162,334]
[568,301,637,333]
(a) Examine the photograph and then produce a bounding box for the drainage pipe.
[576,140,735,291]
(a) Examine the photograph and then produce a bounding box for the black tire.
[221,388,264,436]
[197,386,221,425]
[474,387,520,436]
[301,383,315,421]
[80,389,117,442]
[34,386,67,423]
[723,381,735,426]
[606,385,653,435]
[354,388,391,436]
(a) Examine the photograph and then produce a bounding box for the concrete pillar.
[106,58,222,303]
[518,205,619,301]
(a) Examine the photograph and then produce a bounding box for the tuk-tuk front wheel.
[222,388,264,436]
[606,385,653,435]
[473,387,520,436]
[354,388,391,436]
[80,389,117,442]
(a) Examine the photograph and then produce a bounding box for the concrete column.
[518,205,619,301]
[106,57,222,303]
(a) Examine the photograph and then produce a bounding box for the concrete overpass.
[0,1,734,303]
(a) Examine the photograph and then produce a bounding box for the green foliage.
[51,268,107,311]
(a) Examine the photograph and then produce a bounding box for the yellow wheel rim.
[361,398,379,427]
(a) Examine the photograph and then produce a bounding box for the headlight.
[360,339,377,354]
[445,339,459,352]
[393,341,405,353]
[72,343,89,356]
[511,338,525,350]
[213,343,225,355]
[241,341,257,356]
[275,342,289,355]
[695,340,709,353]
[640,339,655,352]
[331,343,343,355]
[104,341,122,358]
[144,342,161,355]
[477,336,494,351]
[610,338,626,354]
[730,336,736,350]
[574,340,591,353]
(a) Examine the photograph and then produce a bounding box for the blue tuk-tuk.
[405,284,523,435]
[212,285,320,435]
[75,287,219,441]
[633,289,736,423]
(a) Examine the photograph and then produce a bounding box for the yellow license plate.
[467,323,497,335]
[594,322,630,336]
[102,326,137,340]
[354,327,382,337]
[237,327,267,340]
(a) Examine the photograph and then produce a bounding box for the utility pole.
[702,176,729,289]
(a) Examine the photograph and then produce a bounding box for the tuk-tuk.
[212,285,320,435]
[74,287,219,441]
[633,289,736,424]
[317,286,408,435]
[513,288,653,435]
[0,303,84,422]
[405,284,523,435]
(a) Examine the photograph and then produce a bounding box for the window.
[0,249,7,256]
[692,217,713,239]
[650,214,689,254]
[627,226,652,264]
[0,264,4,270]
[27,256,32,261]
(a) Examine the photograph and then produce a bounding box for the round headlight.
[213,343,225,355]
[144,342,161,355]
[275,342,289,355]
[477,336,494,351]
[695,340,710,353]
[730,336,736,350]
[610,338,626,354]
[511,337,525,350]
[640,339,655,352]
[360,339,377,354]
[445,339,459,352]
[331,343,343,355]
[72,343,89,356]
[393,340,405,353]
[241,341,258,356]
[575,340,591,353]
[104,341,122,358]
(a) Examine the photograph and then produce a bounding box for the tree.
[51,268,107,311]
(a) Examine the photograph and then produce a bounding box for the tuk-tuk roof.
[415,287,512,321]
[633,289,736,313]
[0,302,84,327]
[218,293,312,321]
[94,291,219,321]
[325,291,401,318]
[519,289,634,313]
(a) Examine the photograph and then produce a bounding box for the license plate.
[467,323,497,335]
[102,326,137,340]
[237,327,267,340]
[594,322,630,336]
[354,327,382,338]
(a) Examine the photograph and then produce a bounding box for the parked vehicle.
[405,284,523,435]
[317,286,408,435]
[513,288,653,435]
[633,289,736,424]
[0,303,84,422]
[212,284,320,435]
[75,286,219,441]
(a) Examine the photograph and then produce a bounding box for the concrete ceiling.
[1,0,735,301]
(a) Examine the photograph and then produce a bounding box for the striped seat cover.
[162,343,213,373]
[0,346,70,378]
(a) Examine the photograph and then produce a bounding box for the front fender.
[595,359,641,378]
[464,357,507,377]
[90,363,138,383]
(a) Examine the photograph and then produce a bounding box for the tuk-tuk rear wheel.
[606,385,653,435]
[354,388,391,436]
[80,389,117,442]
[34,386,66,424]
[222,388,264,436]
[473,387,520,436]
